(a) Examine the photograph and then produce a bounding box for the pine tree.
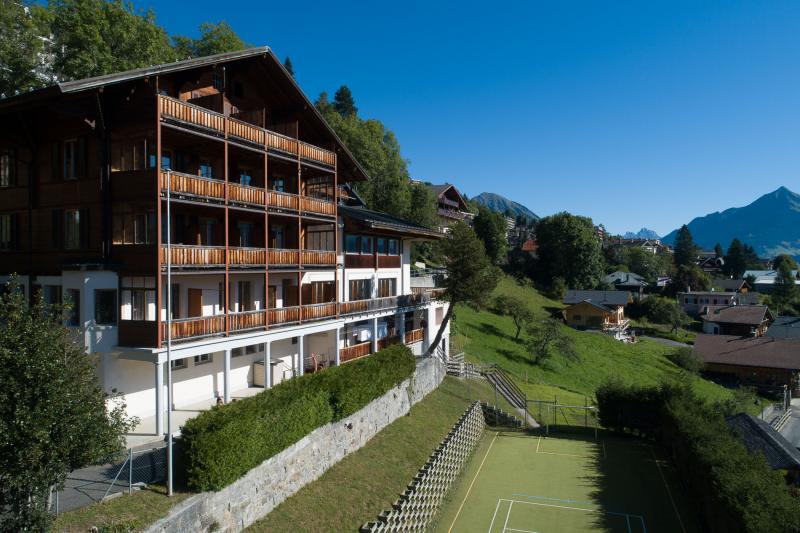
[714,243,724,258]
[770,260,799,314]
[333,85,358,117]
[283,56,294,77]
[724,238,747,278]
[673,225,698,269]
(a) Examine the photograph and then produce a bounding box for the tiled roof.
[699,305,772,326]
[563,290,631,307]
[694,334,800,370]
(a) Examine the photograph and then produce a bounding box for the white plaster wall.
[62,270,119,354]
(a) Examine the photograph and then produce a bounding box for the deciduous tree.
[494,294,533,339]
[526,318,577,366]
[535,212,603,290]
[473,206,508,264]
[173,20,246,58]
[0,1,52,97]
[769,260,799,315]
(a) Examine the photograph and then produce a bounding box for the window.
[94,290,117,325]
[360,236,373,254]
[345,235,358,253]
[0,148,15,187]
[305,176,333,200]
[66,288,80,327]
[378,278,396,298]
[268,286,277,308]
[212,72,223,91]
[63,139,80,179]
[218,282,225,312]
[238,223,253,247]
[270,227,285,249]
[194,353,213,365]
[112,210,155,245]
[121,277,156,321]
[436,307,444,326]
[171,359,187,370]
[199,160,213,179]
[161,150,172,170]
[376,238,386,254]
[43,285,61,306]
[305,228,334,251]
[238,168,252,186]
[0,214,17,250]
[64,210,81,249]
[110,139,147,172]
[388,239,399,255]
[272,177,285,192]
[349,279,372,300]
[238,281,252,311]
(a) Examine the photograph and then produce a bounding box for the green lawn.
[432,430,701,533]
[247,376,510,533]
[453,277,742,409]
[51,485,190,533]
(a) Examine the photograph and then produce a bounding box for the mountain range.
[662,186,800,258]
[623,228,661,240]
[472,192,539,221]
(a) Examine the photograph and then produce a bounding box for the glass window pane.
[94,290,117,325]
[361,236,372,254]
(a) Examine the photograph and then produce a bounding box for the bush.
[596,381,800,533]
[181,345,415,491]
[666,347,703,374]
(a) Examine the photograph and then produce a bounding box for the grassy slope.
[248,377,508,533]
[453,277,734,406]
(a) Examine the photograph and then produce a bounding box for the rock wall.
[146,356,446,533]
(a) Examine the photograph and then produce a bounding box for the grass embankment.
[51,485,190,533]
[247,376,507,533]
[454,277,747,410]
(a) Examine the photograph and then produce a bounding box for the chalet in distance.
[562,290,633,340]
[700,305,774,337]
[422,182,473,233]
[0,47,450,446]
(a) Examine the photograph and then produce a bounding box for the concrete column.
[398,311,406,345]
[335,328,341,366]
[372,318,379,353]
[154,361,164,436]
[264,341,271,388]
[223,349,231,404]
[298,335,304,376]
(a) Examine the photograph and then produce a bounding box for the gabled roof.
[700,305,773,326]
[765,316,800,339]
[563,290,632,307]
[694,334,800,370]
[602,271,647,287]
[726,413,800,470]
[564,300,614,314]
[425,183,469,210]
[677,291,736,298]
[0,47,370,182]
[339,205,442,239]
[715,279,749,292]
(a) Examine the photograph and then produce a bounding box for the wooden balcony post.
[224,117,230,336]
[155,91,163,347]
[335,327,341,366]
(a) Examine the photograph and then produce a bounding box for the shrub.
[181,344,415,491]
[596,381,800,533]
[666,347,703,374]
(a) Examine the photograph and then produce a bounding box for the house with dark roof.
[677,291,738,316]
[602,271,647,298]
[694,334,800,394]
[726,413,800,473]
[743,269,800,294]
[766,316,800,339]
[420,182,472,233]
[714,278,751,294]
[700,305,774,337]
[562,290,633,339]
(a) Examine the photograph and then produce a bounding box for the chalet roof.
[564,300,614,314]
[339,205,442,239]
[765,316,800,339]
[562,290,632,307]
[699,305,773,326]
[602,271,647,287]
[726,413,800,470]
[677,291,736,298]
[693,334,800,370]
[715,279,749,292]
[425,183,469,210]
[0,47,370,182]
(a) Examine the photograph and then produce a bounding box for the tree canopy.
[534,212,603,290]
[173,20,246,58]
[673,225,698,268]
[473,206,508,264]
[723,238,761,278]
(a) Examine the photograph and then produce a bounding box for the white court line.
[505,528,539,533]
[448,432,499,533]
[487,499,503,533]
[502,501,513,532]
[649,446,686,533]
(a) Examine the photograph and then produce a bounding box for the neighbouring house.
[602,271,647,298]
[562,290,633,339]
[520,238,538,252]
[725,413,800,474]
[699,305,774,337]
[677,291,737,316]
[743,269,800,294]
[697,253,725,275]
[714,278,751,294]
[693,334,800,395]
[0,47,450,448]
[765,316,800,339]
[421,182,473,233]
[608,237,672,255]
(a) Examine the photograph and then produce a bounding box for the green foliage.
[49,0,176,81]
[768,259,799,315]
[181,345,415,491]
[441,221,499,307]
[544,276,567,300]
[669,264,711,294]
[714,242,724,258]
[525,318,578,366]
[493,294,533,339]
[407,181,438,229]
[673,224,699,268]
[0,278,135,531]
[173,20,246,58]
[596,382,800,533]
[724,238,762,278]
[283,56,294,77]
[774,254,799,271]
[534,212,603,290]
[632,296,690,332]
[0,1,52,97]
[623,247,672,282]
[473,206,508,264]
[333,85,358,117]
[666,347,703,374]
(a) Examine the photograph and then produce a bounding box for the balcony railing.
[377,335,400,350]
[300,196,336,216]
[340,341,372,363]
[405,328,424,344]
[161,315,226,341]
[160,245,225,266]
[159,95,335,167]
[161,170,225,201]
[228,182,265,206]
[269,306,301,325]
[228,247,266,266]
[339,296,398,315]
[301,250,336,266]
[229,310,266,332]
[268,190,299,211]
[301,302,337,321]
[269,248,300,265]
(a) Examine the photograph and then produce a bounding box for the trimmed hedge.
[181,344,416,491]
[596,382,800,533]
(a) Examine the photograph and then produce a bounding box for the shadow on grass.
[475,322,518,342]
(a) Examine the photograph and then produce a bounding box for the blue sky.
[140,0,800,236]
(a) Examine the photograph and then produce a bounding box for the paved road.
[638,335,690,348]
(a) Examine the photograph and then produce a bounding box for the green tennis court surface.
[434,430,701,533]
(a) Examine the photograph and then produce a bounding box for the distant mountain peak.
[623,228,661,240]
[473,192,539,221]
[662,186,800,258]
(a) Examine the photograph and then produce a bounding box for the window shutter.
[52,209,63,248]
[80,208,90,249]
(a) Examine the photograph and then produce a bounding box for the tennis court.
[433,430,700,533]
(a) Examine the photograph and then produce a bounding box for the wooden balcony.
[269,248,300,266]
[340,341,372,363]
[377,335,400,350]
[267,190,299,211]
[339,296,398,316]
[161,170,225,202]
[405,328,424,344]
[161,315,226,341]
[228,247,266,266]
[344,254,375,269]
[158,95,335,167]
[229,310,266,332]
[269,306,300,325]
[301,302,337,321]
[160,245,225,266]
[301,250,336,266]
[377,255,401,268]
[300,196,336,217]
[228,182,265,206]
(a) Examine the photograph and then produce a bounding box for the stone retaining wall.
[145,357,446,533]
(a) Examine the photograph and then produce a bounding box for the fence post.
[494,379,498,426]
[128,448,134,494]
